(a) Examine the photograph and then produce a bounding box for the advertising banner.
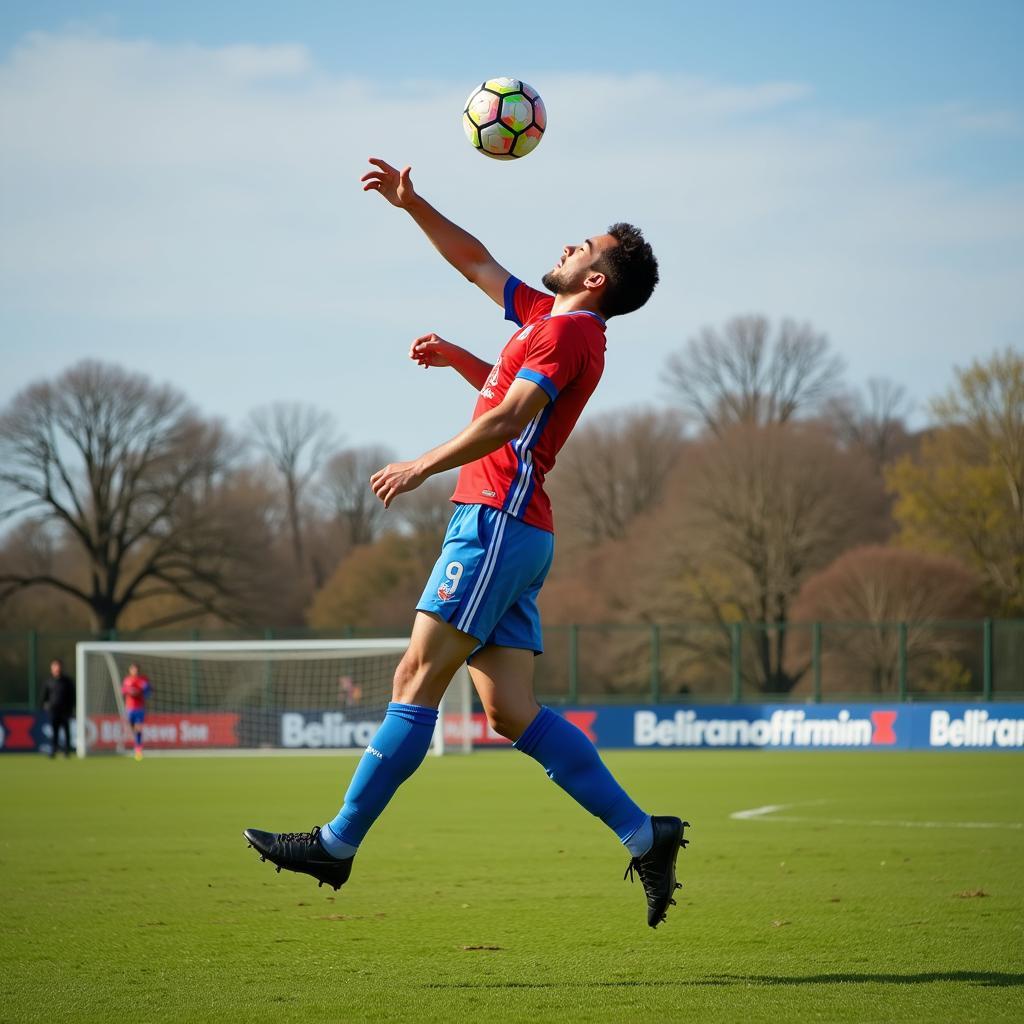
[554,703,1024,751]
[276,710,382,749]
[3,704,1021,753]
[0,711,240,753]
[86,713,240,751]
[0,711,50,752]
[442,710,598,749]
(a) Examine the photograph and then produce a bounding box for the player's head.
[542,223,658,318]
[594,223,659,317]
[50,659,62,676]
[128,663,140,676]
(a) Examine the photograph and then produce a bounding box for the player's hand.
[370,460,427,508]
[410,333,456,368]
[361,158,416,208]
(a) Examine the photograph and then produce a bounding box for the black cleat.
[243,826,353,892]
[624,816,690,928]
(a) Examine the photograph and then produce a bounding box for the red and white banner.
[87,712,240,750]
[442,710,599,747]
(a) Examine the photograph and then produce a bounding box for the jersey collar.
[542,310,606,327]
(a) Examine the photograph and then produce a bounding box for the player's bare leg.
[467,644,541,741]
[470,644,690,928]
[244,613,477,890]
[390,611,479,707]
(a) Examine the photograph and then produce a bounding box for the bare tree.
[393,472,459,549]
[659,422,888,693]
[320,445,395,547]
[826,377,912,470]
[307,532,438,633]
[248,402,336,573]
[0,360,248,632]
[0,520,90,629]
[305,469,459,633]
[794,545,983,694]
[663,315,844,435]
[551,408,684,542]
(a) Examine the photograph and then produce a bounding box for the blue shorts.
[127,709,145,727]
[417,504,554,654]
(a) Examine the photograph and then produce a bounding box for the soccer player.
[245,158,689,928]
[121,663,151,761]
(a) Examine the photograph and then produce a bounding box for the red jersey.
[450,277,606,533]
[121,674,151,711]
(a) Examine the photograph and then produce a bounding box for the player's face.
[542,234,617,294]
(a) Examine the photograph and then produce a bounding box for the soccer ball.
[462,78,546,160]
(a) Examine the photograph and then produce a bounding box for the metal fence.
[3,620,1022,708]
[531,620,1023,703]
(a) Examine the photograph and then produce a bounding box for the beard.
[541,268,563,294]
[542,264,582,295]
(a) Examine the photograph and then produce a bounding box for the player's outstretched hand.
[361,158,416,208]
[410,333,456,368]
[370,460,426,509]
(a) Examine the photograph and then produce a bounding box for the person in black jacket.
[42,658,75,758]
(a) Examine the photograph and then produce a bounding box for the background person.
[338,674,363,708]
[41,658,75,758]
[121,663,152,761]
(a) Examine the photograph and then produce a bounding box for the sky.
[1,1,1022,456]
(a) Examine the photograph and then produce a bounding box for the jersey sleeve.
[514,318,587,402]
[503,277,553,327]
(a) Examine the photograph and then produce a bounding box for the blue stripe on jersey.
[503,401,555,518]
[509,404,554,518]
[516,367,559,401]
[504,276,523,326]
[502,409,543,515]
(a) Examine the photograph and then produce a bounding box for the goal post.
[74,639,473,757]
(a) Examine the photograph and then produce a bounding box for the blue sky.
[4,1,1019,115]
[1,1,1022,454]
[2,1,1020,110]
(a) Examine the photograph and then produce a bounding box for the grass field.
[2,750,1023,1023]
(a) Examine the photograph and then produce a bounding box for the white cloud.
[932,101,1021,137]
[0,30,1021,451]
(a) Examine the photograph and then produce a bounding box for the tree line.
[1,320,1021,695]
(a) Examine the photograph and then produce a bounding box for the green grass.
[2,751,1023,1023]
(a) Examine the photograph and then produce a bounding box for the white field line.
[730,803,1024,830]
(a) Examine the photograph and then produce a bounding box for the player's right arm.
[409,333,491,390]
[361,158,510,307]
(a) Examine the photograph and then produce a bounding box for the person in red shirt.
[246,159,689,929]
[121,663,151,761]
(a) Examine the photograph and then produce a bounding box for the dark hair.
[593,222,659,318]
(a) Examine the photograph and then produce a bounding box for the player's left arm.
[410,333,492,390]
[370,379,549,508]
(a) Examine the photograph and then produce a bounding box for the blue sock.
[320,702,437,859]
[514,707,651,855]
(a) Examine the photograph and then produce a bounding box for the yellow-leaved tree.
[886,349,1024,614]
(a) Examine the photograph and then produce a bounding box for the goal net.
[74,639,473,757]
